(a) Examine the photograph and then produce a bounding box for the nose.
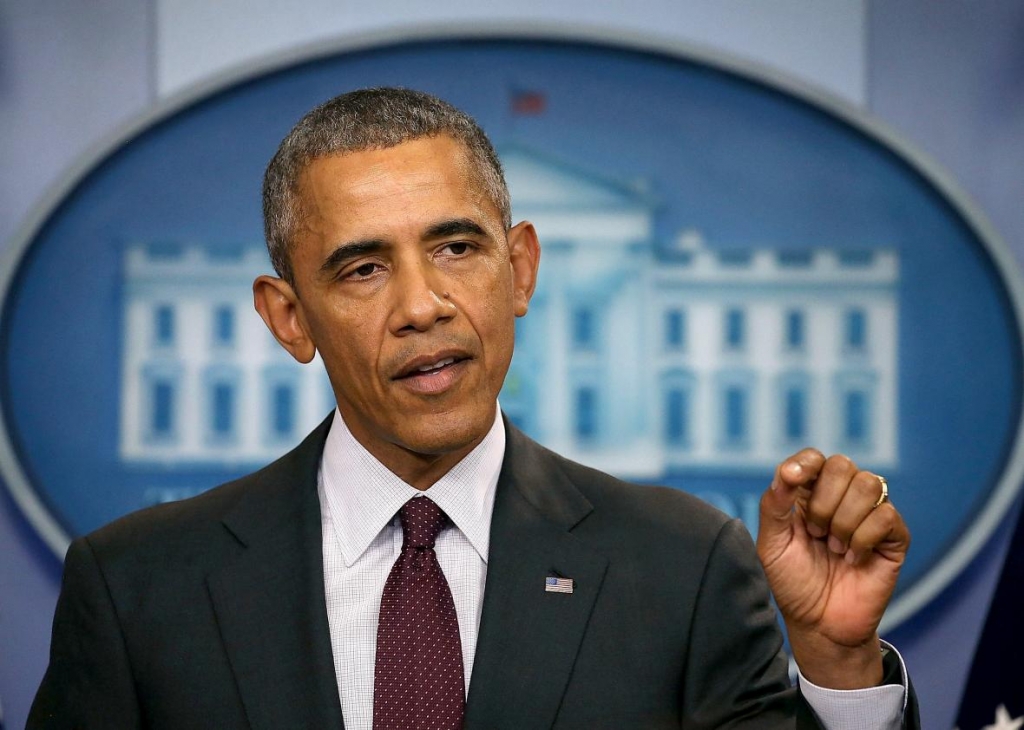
[388,258,457,334]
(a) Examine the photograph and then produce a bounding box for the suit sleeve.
[27,537,142,729]
[679,518,812,728]
[680,519,920,730]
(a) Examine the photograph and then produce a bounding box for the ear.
[253,275,317,364]
[507,221,541,317]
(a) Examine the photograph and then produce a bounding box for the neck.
[330,403,500,490]
[341,419,492,491]
[388,441,483,490]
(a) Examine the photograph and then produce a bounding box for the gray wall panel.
[0,1,153,725]
[868,2,1024,727]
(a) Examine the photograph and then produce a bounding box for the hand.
[756,449,910,689]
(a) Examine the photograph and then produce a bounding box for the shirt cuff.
[797,640,907,730]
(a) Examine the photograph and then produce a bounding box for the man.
[30,88,917,728]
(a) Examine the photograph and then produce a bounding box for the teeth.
[417,357,455,373]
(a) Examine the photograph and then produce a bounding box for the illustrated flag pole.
[955,499,1024,729]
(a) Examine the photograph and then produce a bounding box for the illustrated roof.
[498,142,657,211]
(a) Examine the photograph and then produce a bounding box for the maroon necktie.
[373,497,465,730]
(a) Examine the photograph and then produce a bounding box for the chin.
[399,406,494,456]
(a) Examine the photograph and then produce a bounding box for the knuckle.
[831,507,860,538]
[849,530,872,552]
[804,501,832,526]
[852,471,880,498]
[799,447,826,466]
[830,519,854,541]
[883,504,902,530]
[824,453,856,475]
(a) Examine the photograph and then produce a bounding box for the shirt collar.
[320,405,505,567]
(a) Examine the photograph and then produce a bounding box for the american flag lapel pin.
[545,575,574,594]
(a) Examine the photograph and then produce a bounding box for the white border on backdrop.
[1,22,1021,631]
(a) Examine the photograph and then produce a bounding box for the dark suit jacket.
[29,417,918,729]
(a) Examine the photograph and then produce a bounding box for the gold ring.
[873,476,889,509]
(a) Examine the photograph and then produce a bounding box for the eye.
[443,242,471,256]
[345,261,382,280]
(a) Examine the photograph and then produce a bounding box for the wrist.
[789,632,884,690]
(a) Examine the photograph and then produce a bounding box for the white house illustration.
[119,144,899,475]
[119,244,334,465]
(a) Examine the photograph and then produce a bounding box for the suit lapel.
[206,418,345,730]
[465,422,609,728]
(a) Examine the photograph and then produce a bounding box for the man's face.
[258,135,538,486]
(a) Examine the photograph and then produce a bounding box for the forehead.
[296,135,493,219]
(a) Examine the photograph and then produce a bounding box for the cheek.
[476,296,518,370]
[314,310,381,378]
[467,257,515,319]
[485,269,517,331]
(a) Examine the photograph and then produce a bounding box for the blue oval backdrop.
[2,32,1021,629]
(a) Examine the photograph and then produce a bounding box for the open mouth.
[411,357,458,375]
[395,354,469,380]
[393,353,470,395]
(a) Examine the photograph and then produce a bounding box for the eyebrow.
[424,218,488,240]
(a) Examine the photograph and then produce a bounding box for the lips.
[413,356,457,374]
[394,351,470,380]
[391,348,471,393]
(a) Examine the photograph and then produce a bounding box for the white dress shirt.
[317,406,905,730]
[798,642,907,729]
[319,407,504,730]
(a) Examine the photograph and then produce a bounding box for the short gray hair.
[262,87,511,284]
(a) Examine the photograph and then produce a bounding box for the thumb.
[758,460,806,549]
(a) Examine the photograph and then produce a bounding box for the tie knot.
[398,497,448,549]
